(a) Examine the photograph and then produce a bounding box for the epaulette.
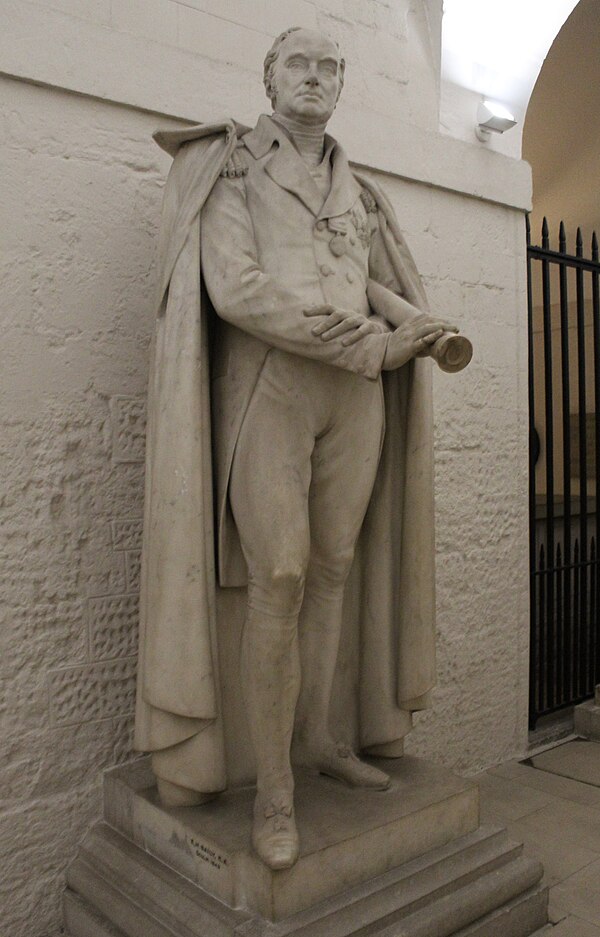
[360,187,378,214]
[220,139,249,178]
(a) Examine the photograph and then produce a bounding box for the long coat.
[134,118,436,793]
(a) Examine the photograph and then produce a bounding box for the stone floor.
[477,736,600,935]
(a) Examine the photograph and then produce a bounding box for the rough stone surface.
[1,3,531,934]
[110,396,146,463]
[89,594,140,661]
[0,75,166,937]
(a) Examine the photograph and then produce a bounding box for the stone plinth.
[63,756,548,937]
[103,755,479,919]
[574,685,600,740]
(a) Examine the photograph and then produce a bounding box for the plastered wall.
[0,1,531,934]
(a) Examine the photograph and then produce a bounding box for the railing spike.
[576,226,583,257]
[542,217,550,249]
[526,213,531,245]
[592,230,598,262]
[559,220,566,253]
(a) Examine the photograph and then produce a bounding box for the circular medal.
[329,233,348,257]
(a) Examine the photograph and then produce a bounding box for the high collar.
[241,114,361,220]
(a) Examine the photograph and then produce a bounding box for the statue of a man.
[135,27,456,871]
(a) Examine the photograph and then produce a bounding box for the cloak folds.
[134,120,436,793]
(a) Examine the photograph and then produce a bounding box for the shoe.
[300,741,391,790]
[252,793,299,870]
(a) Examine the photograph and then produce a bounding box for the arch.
[523,0,600,246]
[442,0,580,129]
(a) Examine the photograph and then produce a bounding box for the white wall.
[0,1,531,934]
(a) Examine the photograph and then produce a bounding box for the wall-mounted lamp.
[476,100,517,142]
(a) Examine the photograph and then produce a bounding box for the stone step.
[65,823,246,937]
[64,891,127,937]
[102,755,480,921]
[65,820,547,937]
[574,698,600,740]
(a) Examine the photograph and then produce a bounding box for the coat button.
[346,272,355,283]
[320,264,333,276]
[316,220,327,232]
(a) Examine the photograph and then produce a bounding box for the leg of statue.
[293,576,389,790]
[240,604,302,869]
[293,374,389,789]
[228,357,314,870]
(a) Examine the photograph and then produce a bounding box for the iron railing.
[528,216,600,727]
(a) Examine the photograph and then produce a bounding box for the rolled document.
[430,332,473,373]
[367,279,473,373]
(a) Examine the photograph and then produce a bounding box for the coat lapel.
[318,144,362,221]
[264,144,324,217]
[243,115,323,217]
[242,114,362,220]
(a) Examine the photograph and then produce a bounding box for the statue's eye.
[287,59,305,70]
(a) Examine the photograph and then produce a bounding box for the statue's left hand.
[304,305,383,346]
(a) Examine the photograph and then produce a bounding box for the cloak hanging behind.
[134,120,436,793]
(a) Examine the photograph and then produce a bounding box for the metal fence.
[528,216,600,727]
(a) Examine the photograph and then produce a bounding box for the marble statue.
[134,26,467,871]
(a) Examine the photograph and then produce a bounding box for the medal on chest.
[327,217,349,257]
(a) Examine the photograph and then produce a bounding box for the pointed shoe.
[252,794,299,870]
[313,743,391,790]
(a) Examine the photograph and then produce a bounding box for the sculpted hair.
[263,27,346,106]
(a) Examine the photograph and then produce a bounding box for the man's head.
[263,27,345,126]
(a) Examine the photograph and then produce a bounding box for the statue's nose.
[305,69,319,86]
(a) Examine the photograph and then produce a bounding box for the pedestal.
[63,756,548,937]
[574,685,600,739]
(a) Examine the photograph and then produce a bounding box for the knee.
[249,560,307,617]
[269,563,307,607]
[309,547,355,588]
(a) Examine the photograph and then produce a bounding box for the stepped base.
[574,687,600,739]
[64,756,548,937]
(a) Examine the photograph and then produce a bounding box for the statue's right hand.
[303,304,382,345]
[382,315,451,371]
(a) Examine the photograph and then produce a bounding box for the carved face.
[271,30,342,126]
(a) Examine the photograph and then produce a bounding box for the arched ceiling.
[523,0,600,251]
[442,0,579,124]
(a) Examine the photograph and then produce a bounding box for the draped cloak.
[134,119,436,793]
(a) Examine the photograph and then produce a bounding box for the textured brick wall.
[0,78,176,935]
[0,2,531,934]
[403,187,530,772]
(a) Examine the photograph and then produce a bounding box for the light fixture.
[475,99,517,142]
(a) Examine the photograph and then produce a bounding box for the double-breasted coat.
[134,116,437,793]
